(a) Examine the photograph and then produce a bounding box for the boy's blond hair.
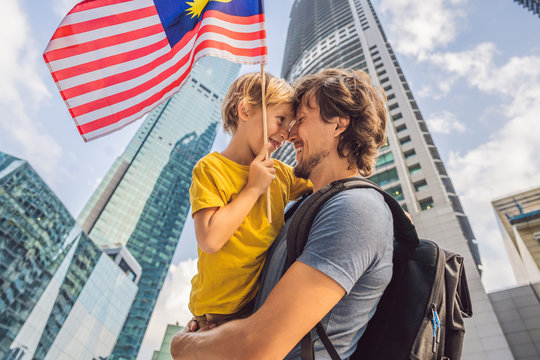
[221,72,293,134]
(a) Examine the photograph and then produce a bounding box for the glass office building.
[77,57,240,359]
[0,152,140,360]
[151,323,183,360]
[275,1,513,358]
[514,0,540,17]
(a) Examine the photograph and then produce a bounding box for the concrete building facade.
[492,187,540,285]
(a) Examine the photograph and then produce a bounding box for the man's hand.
[246,143,275,196]
[404,210,414,224]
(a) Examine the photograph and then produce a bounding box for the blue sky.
[1,0,540,358]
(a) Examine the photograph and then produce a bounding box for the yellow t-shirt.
[188,152,311,316]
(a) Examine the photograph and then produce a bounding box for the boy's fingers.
[254,143,274,161]
[263,158,274,167]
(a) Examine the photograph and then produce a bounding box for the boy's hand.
[247,143,275,196]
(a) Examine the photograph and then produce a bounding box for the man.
[171,69,393,360]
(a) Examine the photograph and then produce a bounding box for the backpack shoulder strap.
[285,176,419,270]
[286,177,420,360]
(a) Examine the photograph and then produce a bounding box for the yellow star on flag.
[186,0,232,19]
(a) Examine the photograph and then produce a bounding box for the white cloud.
[439,47,540,291]
[54,0,79,16]
[378,0,466,59]
[0,0,64,180]
[137,259,198,360]
[426,110,466,134]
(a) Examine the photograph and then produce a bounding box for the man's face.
[288,96,333,179]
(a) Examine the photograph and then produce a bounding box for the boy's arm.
[194,144,275,254]
[286,165,312,200]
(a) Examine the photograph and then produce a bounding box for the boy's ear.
[334,116,350,136]
[237,99,249,122]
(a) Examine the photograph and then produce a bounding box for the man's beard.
[294,150,329,179]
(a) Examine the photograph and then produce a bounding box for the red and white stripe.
[44,0,267,142]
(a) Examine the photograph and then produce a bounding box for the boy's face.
[245,102,294,155]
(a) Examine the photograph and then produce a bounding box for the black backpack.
[283,177,473,360]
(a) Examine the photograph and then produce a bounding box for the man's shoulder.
[322,187,390,217]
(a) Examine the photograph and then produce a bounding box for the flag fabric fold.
[44,0,267,142]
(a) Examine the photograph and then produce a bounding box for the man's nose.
[288,123,298,142]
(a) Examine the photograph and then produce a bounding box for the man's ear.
[237,99,249,122]
[334,116,350,136]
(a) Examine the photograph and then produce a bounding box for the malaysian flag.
[43,0,267,142]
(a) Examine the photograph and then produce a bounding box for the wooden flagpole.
[260,64,272,223]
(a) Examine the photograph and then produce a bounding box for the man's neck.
[309,155,359,193]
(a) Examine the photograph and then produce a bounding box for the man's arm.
[170,261,346,360]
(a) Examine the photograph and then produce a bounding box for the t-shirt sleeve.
[279,161,312,200]
[189,160,226,216]
[297,189,393,294]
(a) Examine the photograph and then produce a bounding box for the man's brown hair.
[221,72,294,134]
[293,68,387,177]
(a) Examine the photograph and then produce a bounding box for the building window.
[396,124,407,132]
[408,163,422,174]
[402,204,408,212]
[419,197,434,211]
[387,93,395,100]
[392,113,403,121]
[380,77,389,84]
[386,185,404,201]
[368,168,399,186]
[376,152,394,168]
[404,149,416,159]
[380,139,390,150]
[384,85,392,92]
[534,232,540,242]
[399,136,411,145]
[414,179,428,192]
[389,103,399,111]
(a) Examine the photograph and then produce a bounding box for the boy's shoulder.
[195,152,221,169]
[272,158,292,172]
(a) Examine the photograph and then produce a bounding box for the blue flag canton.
[153,0,264,49]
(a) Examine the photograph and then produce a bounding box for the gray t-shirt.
[254,188,394,360]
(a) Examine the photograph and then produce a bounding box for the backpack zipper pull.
[431,304,440,352]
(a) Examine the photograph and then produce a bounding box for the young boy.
[188,72,311,329]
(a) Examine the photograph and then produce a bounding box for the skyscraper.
[151,323,183,360]
[514,0,540,17]
[77,56,240,359]
[0,152,140,360]
[277,1,513,358]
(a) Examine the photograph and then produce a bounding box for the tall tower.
[277,1,514,358]
[0,152,140,360]
[77,57,240,359]
[513,0,540,18]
